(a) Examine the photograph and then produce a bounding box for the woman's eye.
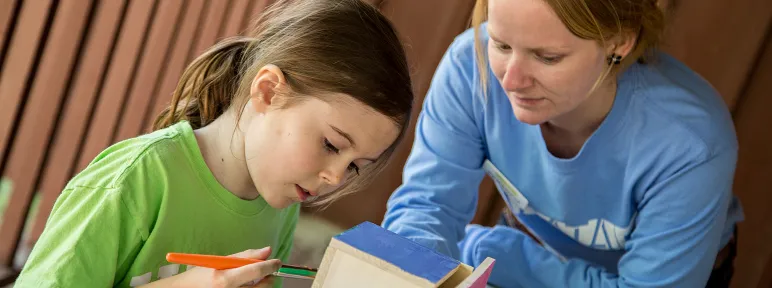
[537,54,563,65]
[494,42,511,51]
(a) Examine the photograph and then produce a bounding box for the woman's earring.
[608,54,622,65]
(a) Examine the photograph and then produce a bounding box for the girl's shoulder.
[67,121,195,191]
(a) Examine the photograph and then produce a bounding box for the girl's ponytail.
[153,37,253,130]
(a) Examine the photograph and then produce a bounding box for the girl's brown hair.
[471,0,666,95]
[153,0,414,205]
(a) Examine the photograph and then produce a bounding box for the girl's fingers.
[230,247,273,260]
[242,275,276,287]
[222,259,281,286]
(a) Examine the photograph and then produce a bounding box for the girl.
[383,0,742,287]
[15,0,413,287]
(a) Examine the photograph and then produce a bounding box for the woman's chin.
[512,108,549,126]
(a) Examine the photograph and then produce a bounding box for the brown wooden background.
[0,0,770,287]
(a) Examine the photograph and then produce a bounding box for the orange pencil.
[166,253,317,280]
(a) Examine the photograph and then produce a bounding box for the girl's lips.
[295,185,308,201]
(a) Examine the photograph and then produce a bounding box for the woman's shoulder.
[624,52,738,155]
[434,24,505,109]
[445,25,489,65]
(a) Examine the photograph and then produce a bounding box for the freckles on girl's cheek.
[297,155,320,168]
[285,146,317,168]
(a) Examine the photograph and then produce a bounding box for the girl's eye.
[324,138,360,175]
[324,138,340,153]
[348,164,360,175]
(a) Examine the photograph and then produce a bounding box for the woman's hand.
[139,247,281,288]
[502,207,543,246]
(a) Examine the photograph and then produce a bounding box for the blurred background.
[0,0,770,287]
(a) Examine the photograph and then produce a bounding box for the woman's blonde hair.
[153,0,414,206]
[471,0,666,95]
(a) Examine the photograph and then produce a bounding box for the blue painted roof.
[334,221,460,284]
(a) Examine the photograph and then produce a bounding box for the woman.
[382,0,743,287]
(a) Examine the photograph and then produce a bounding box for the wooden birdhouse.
[312,221,495,288]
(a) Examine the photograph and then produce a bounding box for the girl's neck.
[193,109,259,200]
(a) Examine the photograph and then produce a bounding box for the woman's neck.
[193,110,259,200]
[540,79,617,158]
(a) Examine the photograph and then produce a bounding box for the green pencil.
[274,267,317,280]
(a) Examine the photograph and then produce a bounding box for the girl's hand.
[140,247,281,288]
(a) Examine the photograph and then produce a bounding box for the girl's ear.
[250,64,286,113]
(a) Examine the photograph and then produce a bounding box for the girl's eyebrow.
[330,124,355,147]
[330,124,377,162]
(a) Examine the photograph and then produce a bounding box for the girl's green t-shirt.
[15,121,299,287]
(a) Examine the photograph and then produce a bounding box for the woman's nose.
[500,56,533,91]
